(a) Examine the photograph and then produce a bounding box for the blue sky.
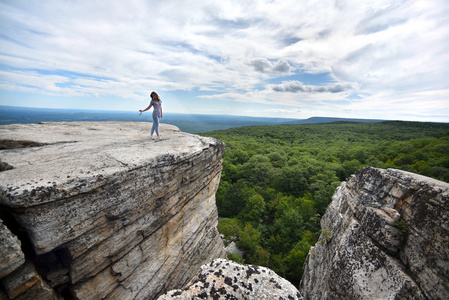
[0,0,448,121]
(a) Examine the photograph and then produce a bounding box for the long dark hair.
[150,91,160,102]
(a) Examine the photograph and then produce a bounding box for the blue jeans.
[151,113,160,135]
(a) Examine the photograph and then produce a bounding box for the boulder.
[300,167,449,300]
[224,242,244,258]
[159,258,303,299]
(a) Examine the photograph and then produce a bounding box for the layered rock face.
[301,167,449,300]
[0,122,226,299]
[159,258,303,300]
[0,219,24,279]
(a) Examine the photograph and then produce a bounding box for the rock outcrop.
[0,218,25,279]
[301,167,449,300]
[158,258,303,300]
[0,122,226,299]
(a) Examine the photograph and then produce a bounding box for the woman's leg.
[151,114,160,136]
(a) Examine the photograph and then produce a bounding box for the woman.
[139,91,163,140]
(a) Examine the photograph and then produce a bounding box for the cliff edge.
[300,167,449,300]
[0,122,226,299]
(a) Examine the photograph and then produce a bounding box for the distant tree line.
[202,121,449,286]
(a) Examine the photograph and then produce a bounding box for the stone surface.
[224,242,244,258]
[158,258,304,300]
[0,218,25,279]
[300,167,449,300]
[0,122,226,299]
[1,261,59,300]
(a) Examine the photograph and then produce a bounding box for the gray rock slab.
[0,218,25,279]
[0,122,217,208]
[0,122,227,299]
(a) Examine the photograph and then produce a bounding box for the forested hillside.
[201,121,449,286]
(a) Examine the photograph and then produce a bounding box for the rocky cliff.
[0,122,226,299]
[300,167,449,300]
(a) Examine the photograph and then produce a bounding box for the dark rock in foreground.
[159,258,303,300]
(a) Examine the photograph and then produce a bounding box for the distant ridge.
[1,105,383,133]
[288,116,384,124]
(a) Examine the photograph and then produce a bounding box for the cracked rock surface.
[300,167,449,300]
[0,122,226,299]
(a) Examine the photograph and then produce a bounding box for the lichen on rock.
[158,258,304,300]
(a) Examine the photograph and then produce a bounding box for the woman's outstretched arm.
[139,102,153,113]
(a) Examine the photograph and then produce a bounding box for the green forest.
[201,121,449,286]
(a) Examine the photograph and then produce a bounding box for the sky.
[0,0,448,122]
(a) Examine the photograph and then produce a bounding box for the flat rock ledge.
[300,167,449,300]
[0,122,226,300]
[158,258,304,300]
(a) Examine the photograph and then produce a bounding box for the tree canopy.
[203,121,449,286]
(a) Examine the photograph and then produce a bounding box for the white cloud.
[0,0,448,121]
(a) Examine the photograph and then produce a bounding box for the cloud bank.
[0,0,448,121]
[273,81,356,93]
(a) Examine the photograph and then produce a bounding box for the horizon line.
[0,105,383,122]
[2,105,447,124]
